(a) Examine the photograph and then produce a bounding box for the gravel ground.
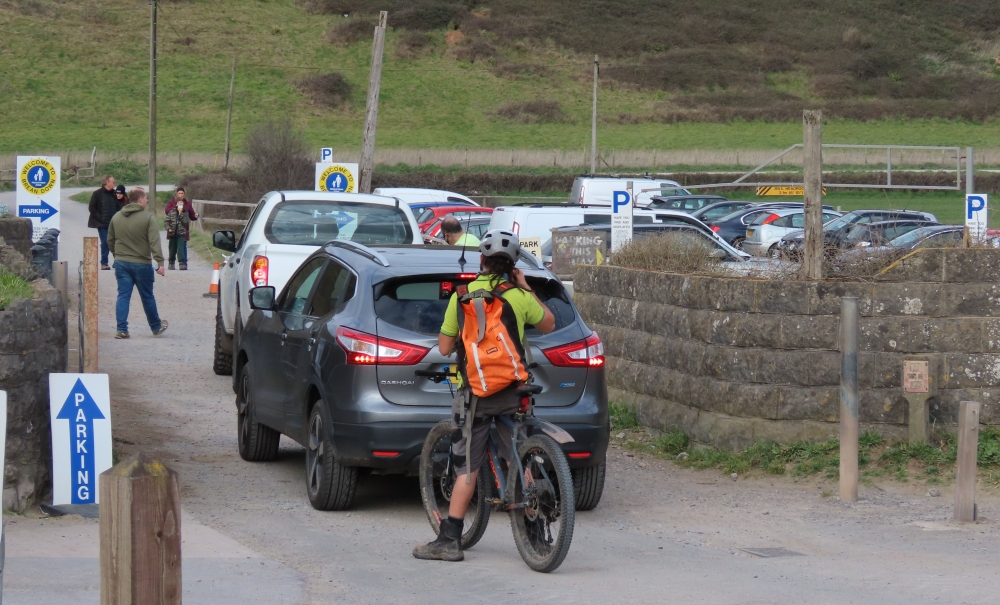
[3,187,998,605]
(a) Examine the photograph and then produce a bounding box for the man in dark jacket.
[107,187,168,339]
[88,174,119,270]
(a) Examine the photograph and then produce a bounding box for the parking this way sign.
[611,185,634,253]
[966,194,988,243]
[16,155,60,242]
[49,374,113,505]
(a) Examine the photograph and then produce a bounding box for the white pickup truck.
[211,190,422,375]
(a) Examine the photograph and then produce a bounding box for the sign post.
[49,374,113,509]
[315,163,359,193]
[610,183,633,253]
[966,194,988,244]
[16,156,60,242]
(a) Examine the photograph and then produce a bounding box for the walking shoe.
[168,263,176,270]
[412,517,463,562]
[179,263,188,270]
[101,264,110,271]
[115,332,129,339]
[152,320,169,336]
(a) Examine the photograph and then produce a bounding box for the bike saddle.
[515,384,543,397]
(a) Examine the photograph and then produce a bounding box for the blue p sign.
[968,195,986,219]
[612,190,631,213]
[320,147,333,162]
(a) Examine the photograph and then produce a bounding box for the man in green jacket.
[107,187,168,339]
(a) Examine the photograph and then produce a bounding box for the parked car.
[777,209,939,258]
[211,191,422,376]
[233,243,609,511]
[690,200,757,222]
[371,188,479,212]
[423,215,492,242]
[491,205,741,264]
[648,195,729,213]
[743,208,842,257]
[840,219,937,249]
[708,202,829,248]
[416,205,493,232]
[838,225,964,262]
[569,177,688,208]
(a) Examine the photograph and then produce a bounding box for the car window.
[700,205,735,221]
[236,198,267,249]
[280,258,325,315]
[265,201,413,246]
[309,260,356,317]
[770,216,790,228]
[416,209,436,223]
[790,213,805,228]
[822,212,840,223]
[919,231,962,248]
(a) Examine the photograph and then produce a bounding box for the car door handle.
[280,333,288,343]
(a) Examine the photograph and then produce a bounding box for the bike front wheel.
[418,420,491,550]
[507,434,575,573]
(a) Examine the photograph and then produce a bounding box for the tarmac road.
[2,186,999,605]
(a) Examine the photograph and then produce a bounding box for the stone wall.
[574,248,1000,449]
[0,278,66,510]
[0,218,34,259]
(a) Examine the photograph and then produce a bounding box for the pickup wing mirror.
[213,230,237,252]
[249,286,276,311]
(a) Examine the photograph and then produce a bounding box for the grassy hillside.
[1,0,999,154]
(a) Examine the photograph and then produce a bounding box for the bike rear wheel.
[418,420,491,550]
[507,434,575,573]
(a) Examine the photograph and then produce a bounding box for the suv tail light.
[251,255,269,286]
[336,327,429,365]
[542,333,604,368]
[760,213,781,225]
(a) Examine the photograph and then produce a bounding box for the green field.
[2,0,1000,154]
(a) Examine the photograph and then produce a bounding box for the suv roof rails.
[325,240,390,267]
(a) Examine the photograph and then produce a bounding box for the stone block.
[752,281,815,315]
[942,249,1000,283]
[983,319,1000,352]
[775,386,838,421]
[700,344,758,383]
[942,283,1000,317]
[759,350,839,386]
[898,318,985,354]
[705,277,757,313]
[942,353,1000,389]
[812,282,873,315]
[859,389,907,424]
[872,282,946,317]
[876,247,944,283]
[779,314,838,350]
[753,418,841,445]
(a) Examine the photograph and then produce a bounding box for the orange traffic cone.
[203,262,221,298]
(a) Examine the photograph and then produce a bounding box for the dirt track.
[5,187,1000,605]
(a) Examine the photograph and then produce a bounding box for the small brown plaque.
[903,360,929,394]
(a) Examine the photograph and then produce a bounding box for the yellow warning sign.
[756,186,827,196]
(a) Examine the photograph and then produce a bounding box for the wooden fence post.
[82,237,99,373]
[100,452,181,605]
[358,11,388,194]
[954,401,980,523]
[800,109,824,280]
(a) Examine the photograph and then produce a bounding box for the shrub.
[298,72,353,108]
[494,100,569,123]
[0,271,34,309]
[453,36,498,63]
[396,31,433,59]
[326,18,376,46]
[610,231,723,274]
[394,3,466,31]
[239,121,313,202]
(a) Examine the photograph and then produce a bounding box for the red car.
[416,205,493,232]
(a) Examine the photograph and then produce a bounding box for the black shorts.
[451,385,521,476]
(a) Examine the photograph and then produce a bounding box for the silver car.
[744,208,842,257]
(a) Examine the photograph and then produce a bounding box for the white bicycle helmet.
[479,229,520,263]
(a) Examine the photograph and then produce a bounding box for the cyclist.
[413,230,555,562]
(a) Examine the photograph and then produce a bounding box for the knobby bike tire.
[506,434,575,573]
[418,420,491,550]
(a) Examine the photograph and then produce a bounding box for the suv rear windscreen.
[265,201,413,246]
[375,276,576,336]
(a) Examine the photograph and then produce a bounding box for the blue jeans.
[114,261,162,334]
[97,228,110,266]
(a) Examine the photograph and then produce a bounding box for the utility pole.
[359,11,388,194]
[224,58,237,170]
[800,109,823,280]
[966,146,974,195]
[148,0,158,213]
[590,55,599,176]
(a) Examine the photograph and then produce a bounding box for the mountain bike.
[415,370,576,573]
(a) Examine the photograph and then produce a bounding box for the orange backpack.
[455,282,527,398]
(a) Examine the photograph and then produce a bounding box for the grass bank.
[0,271,34,310]
[609,402,1000,488]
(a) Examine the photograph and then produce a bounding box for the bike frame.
[482,414,525,511]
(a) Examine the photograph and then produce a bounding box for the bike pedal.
[491,498,503,506]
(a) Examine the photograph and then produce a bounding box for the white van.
[488,205,734,264]
[569,177,689,208]
[371,187,478,207]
